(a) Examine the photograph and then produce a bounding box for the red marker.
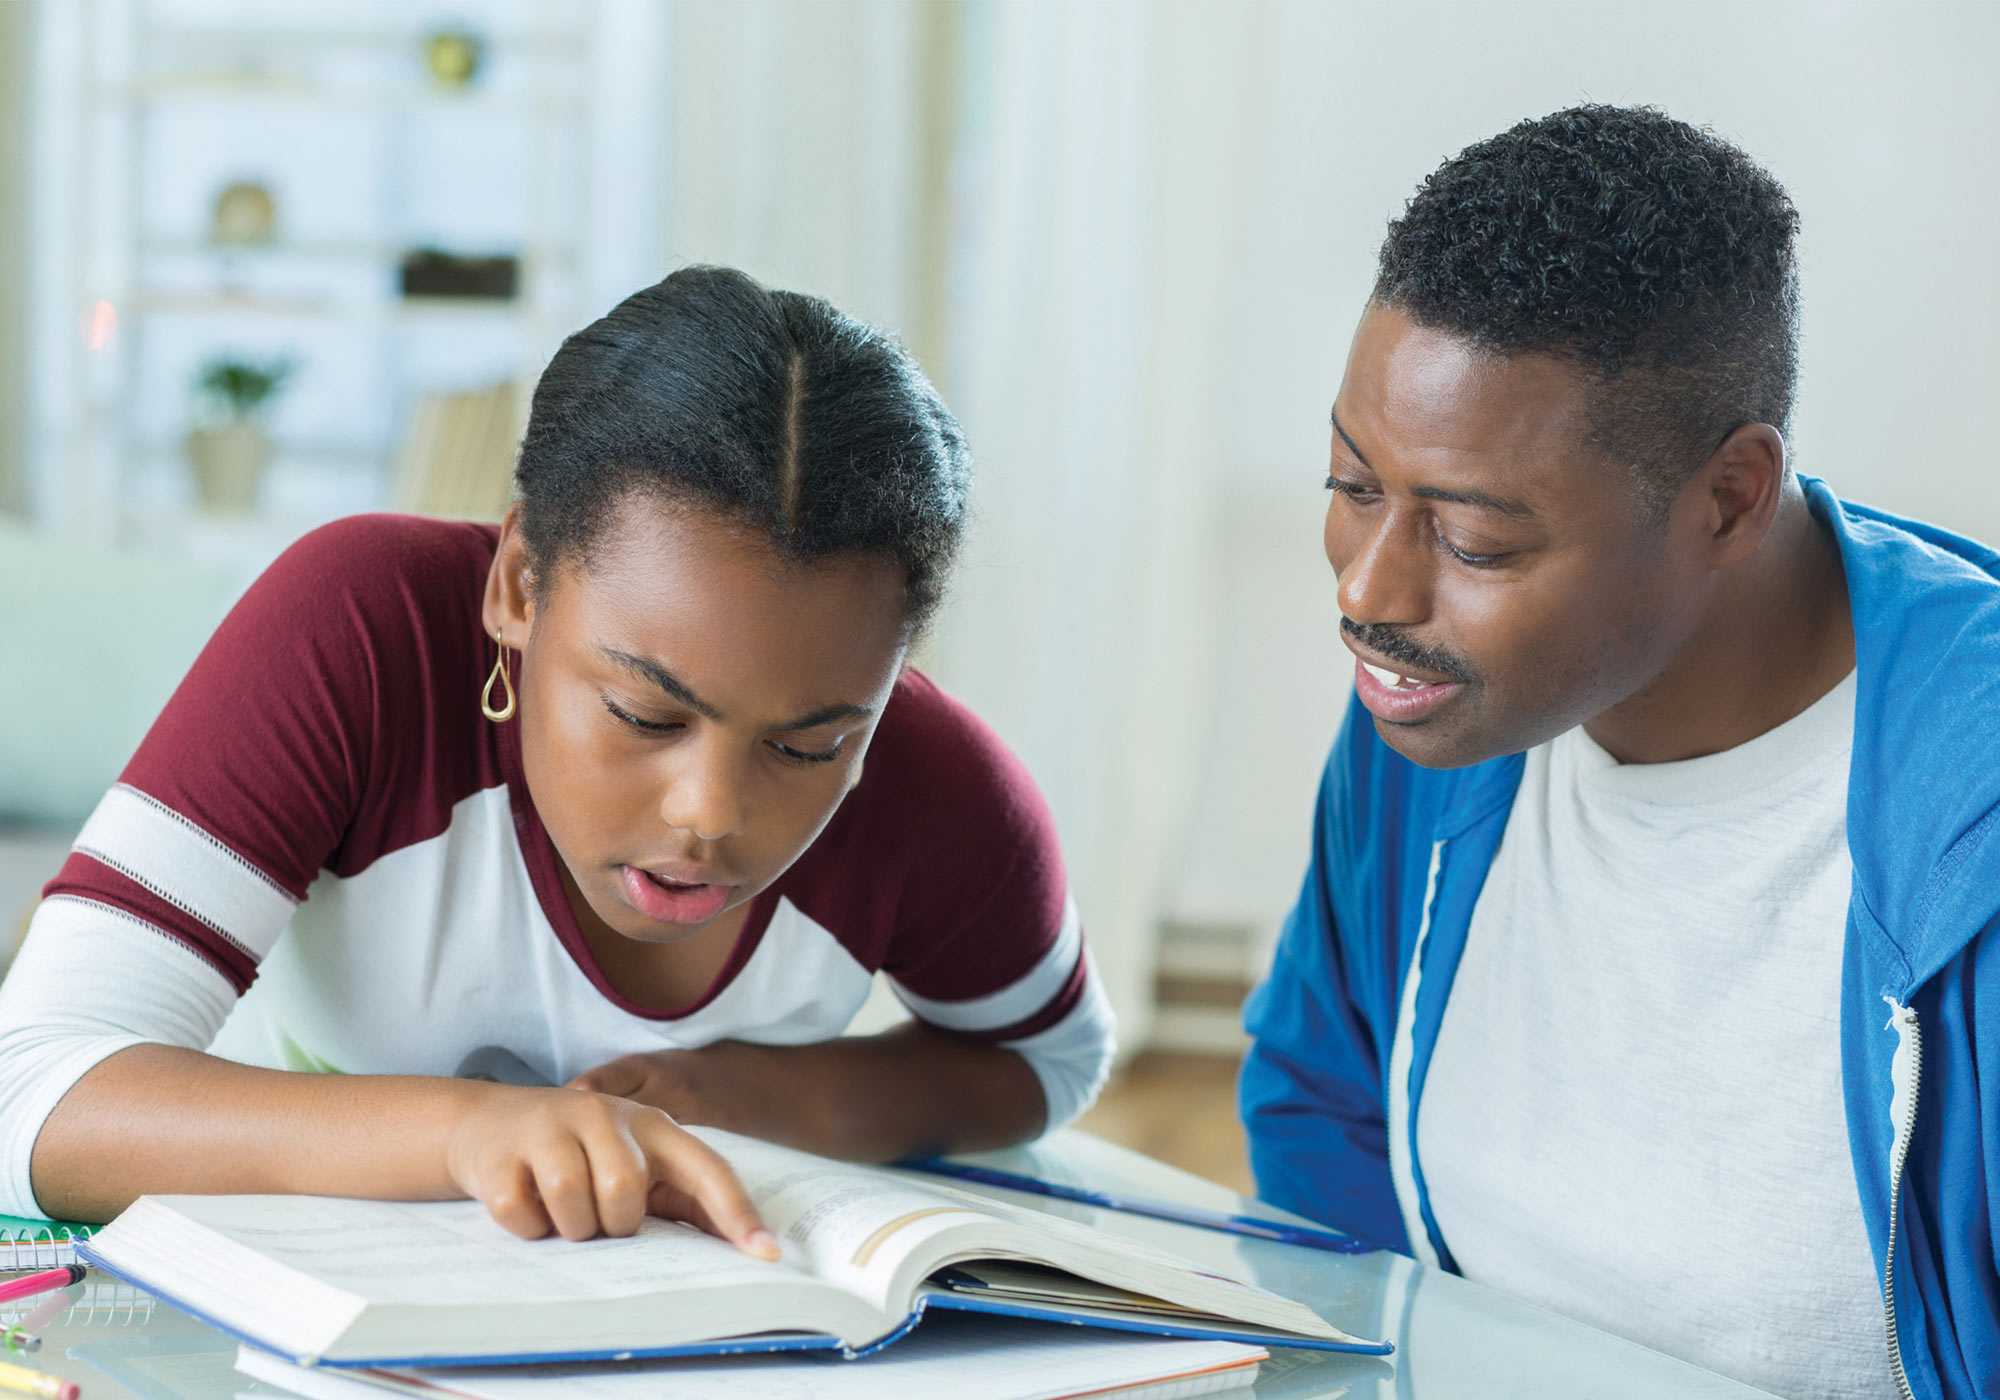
[0,1268,84,1309]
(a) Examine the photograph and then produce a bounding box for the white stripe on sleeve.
[0,896,239,1217]
[71,784,297,958]
[1004,957,1117,1132]
[889,896,1084,1034]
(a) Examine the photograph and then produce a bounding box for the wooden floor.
[1073,1051,1252,1195]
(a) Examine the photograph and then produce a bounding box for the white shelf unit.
[27,0,667,585]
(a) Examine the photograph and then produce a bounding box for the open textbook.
[81,1128,1386,1368]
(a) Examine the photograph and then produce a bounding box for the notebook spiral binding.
[1,1224,91,1274]
[2,1223,156,1328]
[1,1282,154,1329]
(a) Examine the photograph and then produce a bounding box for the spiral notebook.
[0,1213,95,1271]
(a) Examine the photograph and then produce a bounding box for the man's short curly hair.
[1374,104,1801,519]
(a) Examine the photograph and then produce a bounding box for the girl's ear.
[482,503,538,646]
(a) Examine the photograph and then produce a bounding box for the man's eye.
[1437,531,1509,567]
[603,697,679,734]
[770,739,845,766]
[1325,475,1379,501]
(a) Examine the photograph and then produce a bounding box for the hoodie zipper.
[1882,996,1921,1400]
[1386,839,1446,1268]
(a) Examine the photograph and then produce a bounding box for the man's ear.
[1691,423,1787,569]
[481,502,538,646]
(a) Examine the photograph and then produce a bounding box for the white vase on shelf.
[185,422,272,514]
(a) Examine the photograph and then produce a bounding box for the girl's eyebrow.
[599,647,876,731]
[601,648,720,720]
[780,701,875,731]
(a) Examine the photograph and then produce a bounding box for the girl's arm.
[32,1044,773,1250]
[568,950,1119,1162]
[566,1023,1051,1161]
[0,902,772,1251]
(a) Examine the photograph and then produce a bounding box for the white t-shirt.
[1417,670,1898,1400]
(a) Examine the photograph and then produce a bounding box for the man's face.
[1325,304,1705,768]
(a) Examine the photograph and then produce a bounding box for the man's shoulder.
[1810,479,2000,974]
[1816,478,2000,636]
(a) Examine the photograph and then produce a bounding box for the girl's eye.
[603,697,681,734]
[770,739,845,767]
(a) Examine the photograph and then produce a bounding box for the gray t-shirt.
[1417,670,1897,1399]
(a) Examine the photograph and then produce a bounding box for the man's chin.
[1369,712,1511,770]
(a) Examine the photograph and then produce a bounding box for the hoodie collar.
[1808,475,2000,988]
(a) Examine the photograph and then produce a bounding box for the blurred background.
[2,0,1996,1190]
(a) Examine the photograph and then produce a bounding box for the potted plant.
[186,356,295,513]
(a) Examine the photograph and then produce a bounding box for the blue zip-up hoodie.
[1241,478,2000,1400]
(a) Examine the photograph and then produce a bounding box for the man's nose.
[660,736,750,842]
[1334,511,1432,628]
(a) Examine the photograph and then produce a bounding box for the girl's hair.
[514,265,971,633]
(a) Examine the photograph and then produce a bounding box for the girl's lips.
[1352,655,1465,724]
[619,864,733,925]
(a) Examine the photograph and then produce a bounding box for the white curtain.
[660,1,939,355]
[923,3,1273,1048]
[661,0,1274,1051]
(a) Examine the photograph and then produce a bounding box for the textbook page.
[91,1195,882,1360]
[700,1129,1363,1346]
[713,1129,1001,1313]
[711,1128,1263,1309]
[117,1196,784,1306]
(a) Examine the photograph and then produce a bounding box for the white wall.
[1168,0,2000,948]
[1213,0,2000,520]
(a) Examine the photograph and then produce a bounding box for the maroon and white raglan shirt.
[0,515,1113,1217]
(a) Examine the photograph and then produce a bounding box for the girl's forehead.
[542,503,908,716]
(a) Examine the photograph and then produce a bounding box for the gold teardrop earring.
[481,630,517,722]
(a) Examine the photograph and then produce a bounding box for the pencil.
[0,1359,79,1400]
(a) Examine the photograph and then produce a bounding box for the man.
[1240,105,1999,1400]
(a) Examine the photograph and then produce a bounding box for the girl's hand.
[443,1085,778,1256]
[565,1050,707,1117]
[565,1029,1048,1164]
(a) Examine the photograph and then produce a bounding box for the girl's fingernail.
[748,1229,780,1256]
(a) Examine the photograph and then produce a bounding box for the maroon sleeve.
[772,670,1082,1034]
[40,514,501,989]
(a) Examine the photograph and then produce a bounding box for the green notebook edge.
[0,1212,95,1238]
[2,1212,95,1270]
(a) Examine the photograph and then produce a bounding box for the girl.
[0,267,1113,1252]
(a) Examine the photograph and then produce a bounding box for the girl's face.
[486,497,909,949]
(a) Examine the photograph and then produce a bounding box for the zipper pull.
[1882,995,1920,1146]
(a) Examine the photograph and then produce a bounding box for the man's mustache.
[1340,618,1473,684]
